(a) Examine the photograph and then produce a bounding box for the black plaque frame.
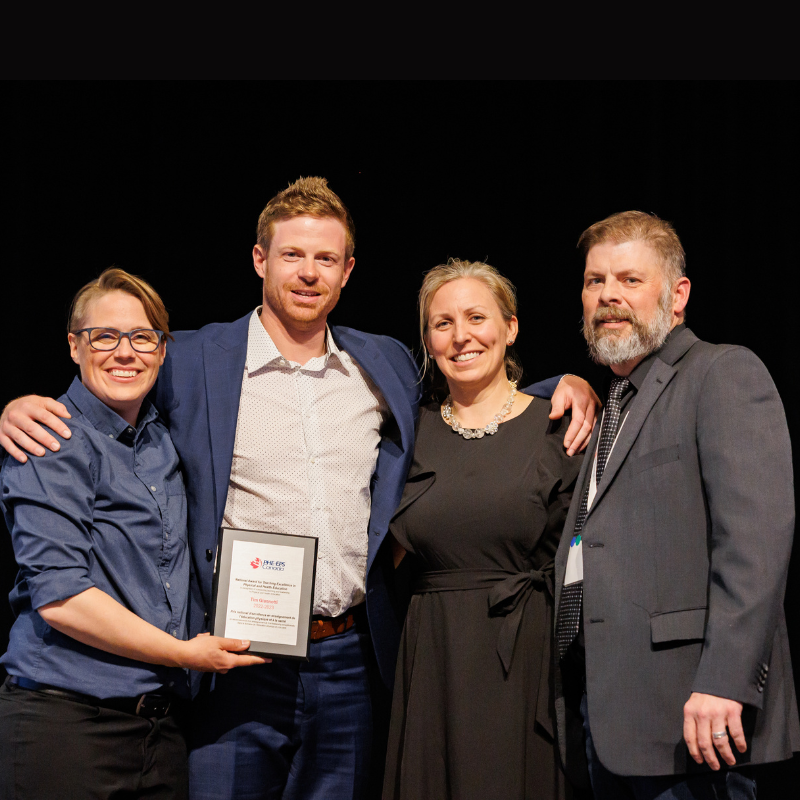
[210,527,317,660]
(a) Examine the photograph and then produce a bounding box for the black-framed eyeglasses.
[71,327,166,353]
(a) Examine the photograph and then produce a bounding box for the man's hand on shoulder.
[549,375,601,456]
[0,396,72,463]
[683,691,746,770]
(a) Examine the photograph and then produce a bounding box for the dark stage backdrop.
[3,82,798,791]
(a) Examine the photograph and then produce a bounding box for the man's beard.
[263,277,338,329]
[583,292,673,366]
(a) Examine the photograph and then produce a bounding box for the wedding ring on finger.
[712,731,728,740]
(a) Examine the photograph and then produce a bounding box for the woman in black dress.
[384,259,584,800]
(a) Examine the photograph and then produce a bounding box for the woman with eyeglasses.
[0,269,266,800]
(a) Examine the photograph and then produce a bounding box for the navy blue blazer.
[153,312,559,688]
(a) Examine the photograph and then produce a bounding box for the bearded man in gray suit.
[554,211,799,800]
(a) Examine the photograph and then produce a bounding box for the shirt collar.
[246,307,344,374]
[66,376,158,443]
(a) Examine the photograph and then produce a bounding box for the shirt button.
[108,434,114,439]
[172,630,178,637]
[165,533,169,539]
[310,458,316,464]
[126,427,134,435]
[150,485,157,492]
[165,582,171,589]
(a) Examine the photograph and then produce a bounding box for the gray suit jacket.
[554,326,800,777]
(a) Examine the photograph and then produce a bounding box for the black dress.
[383,399,582,800]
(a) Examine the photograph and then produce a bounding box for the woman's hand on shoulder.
[180,632,270,673]
[549,375,601,456]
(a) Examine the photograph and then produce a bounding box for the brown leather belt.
[309,611,356,641]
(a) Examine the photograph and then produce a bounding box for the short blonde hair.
[578,210,686,286]
[256,176,355,259]
[68,267,173,340]
[418,258,522,383]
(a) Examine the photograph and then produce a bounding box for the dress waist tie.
[414,564,555,676]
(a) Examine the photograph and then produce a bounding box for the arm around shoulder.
[0,395,73,462]
[524,374,601,455]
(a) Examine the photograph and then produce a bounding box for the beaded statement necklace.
[441,381,518,439]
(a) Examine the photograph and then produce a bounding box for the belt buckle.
[135,694,171,718]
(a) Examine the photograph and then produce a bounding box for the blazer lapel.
[586,359,676,515]
[332,326,421,572]
[585,328,700,517]
[331,327,416,455]
[203,319,249,527]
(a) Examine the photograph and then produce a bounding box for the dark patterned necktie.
[556,376,629,660]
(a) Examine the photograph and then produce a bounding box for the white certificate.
[225,540,305,645]
[211,528,318,659]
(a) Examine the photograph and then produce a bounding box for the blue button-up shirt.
[1,378,190,699]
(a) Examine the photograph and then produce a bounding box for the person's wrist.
[165,636,189,669]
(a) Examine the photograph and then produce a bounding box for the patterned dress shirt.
[222,309,388,617]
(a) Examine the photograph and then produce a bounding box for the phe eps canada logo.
[247,557,286,572]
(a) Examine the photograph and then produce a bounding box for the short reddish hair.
[256,176,355,259]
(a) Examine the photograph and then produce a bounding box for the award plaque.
[210,527,318,660]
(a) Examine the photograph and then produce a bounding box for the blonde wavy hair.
[418,258,522,383]
[68,267,172,339]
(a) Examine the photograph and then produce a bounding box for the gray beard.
[583,298,674,367]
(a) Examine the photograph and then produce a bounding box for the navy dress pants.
[188,621,378,800]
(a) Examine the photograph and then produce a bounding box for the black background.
[3,82,799,790]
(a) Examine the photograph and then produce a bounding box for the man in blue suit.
[1,177,597,799]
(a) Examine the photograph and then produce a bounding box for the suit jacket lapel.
[585,360,676,514]
[331,326,416,455]
[333,326,419,572]
[203,318,249,527]
[585,327,699,517]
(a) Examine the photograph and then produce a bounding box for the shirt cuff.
[27,568,95,611]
